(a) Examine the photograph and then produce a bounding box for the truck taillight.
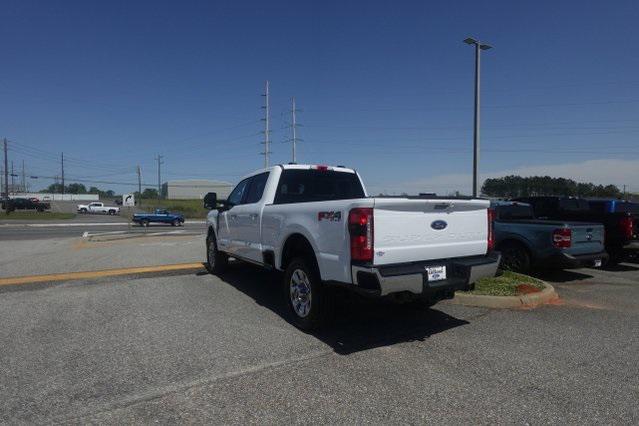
[487,208,495,252]
[553,228,572,249]
[619,215,634,241]
[349,208,374,262]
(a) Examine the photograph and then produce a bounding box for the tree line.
[40,183,159,199]
[481,176,622,198]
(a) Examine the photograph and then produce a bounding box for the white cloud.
[366,158,639,195]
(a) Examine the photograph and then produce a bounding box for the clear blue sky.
[2,0,638,194]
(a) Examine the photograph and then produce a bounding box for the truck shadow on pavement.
[530,269,594,283]
[208,263,469,355]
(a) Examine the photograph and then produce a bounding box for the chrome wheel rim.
[289,269,312,318]
[208,240,216,268]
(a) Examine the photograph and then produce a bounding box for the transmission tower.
[260,80,271,167]
[288,97,302,163]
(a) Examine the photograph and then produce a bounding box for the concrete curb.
[450,282,558,309]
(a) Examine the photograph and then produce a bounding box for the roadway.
[0,216,206,240]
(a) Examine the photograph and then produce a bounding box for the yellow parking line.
[0,262,206,287]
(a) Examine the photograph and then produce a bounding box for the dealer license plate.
[426,265,446,282]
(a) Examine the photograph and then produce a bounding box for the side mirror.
[203,192,217,209]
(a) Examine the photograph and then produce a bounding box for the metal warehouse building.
[161,179,233,200]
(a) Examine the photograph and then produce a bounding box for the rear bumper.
[547,250,609,269]
[350,252,501,297]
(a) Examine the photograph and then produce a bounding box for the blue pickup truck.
[132,209,185,227]
[492,201,608,272]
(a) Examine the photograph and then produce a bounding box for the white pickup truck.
[204,164,500,330]
[76,202,120,215]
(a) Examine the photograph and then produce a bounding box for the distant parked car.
[1,197,51,212]
[492,201,607,272]
[132,209,184,227]
[514,196,638,263]
[76,202,120,215]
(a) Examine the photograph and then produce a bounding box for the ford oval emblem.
[431,220,447,230]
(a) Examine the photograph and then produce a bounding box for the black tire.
[284,257,333,331]
[206,233,228,275]
[499,241,531,273]
[141,219,150,227]
[108,210,116,215]
[80,208,87,213]
[171,219,179,226]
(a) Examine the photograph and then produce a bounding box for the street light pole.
[464,37,492,197]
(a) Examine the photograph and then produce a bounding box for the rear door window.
[274,169,365,204]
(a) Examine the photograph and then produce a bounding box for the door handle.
[230,214,238,220]
[249,214,258,221]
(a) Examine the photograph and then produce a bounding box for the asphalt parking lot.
[1,234,638,423]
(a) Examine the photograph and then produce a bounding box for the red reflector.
[348,208,374,262]
[553,228,572,249]
[619,215,633,241]
[315,165,329,171]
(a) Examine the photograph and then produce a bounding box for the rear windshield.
[496,204,534,220]
[559,198,590,212]
[274,169,365,204]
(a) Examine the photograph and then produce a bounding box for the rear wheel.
[499,241,531,273]
[206,233,228,275]
[284,257,332,331]
[141,219,150,227]
[80,208,87,213]
[171,219,179,226]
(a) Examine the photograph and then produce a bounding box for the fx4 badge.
[318,211,342,222]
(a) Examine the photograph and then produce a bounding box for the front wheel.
[171,219,179,226]
[284,257,333,331]
[206,234,228,275]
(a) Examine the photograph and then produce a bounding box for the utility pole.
[21,160,26,193]
[623,184,627,201]
[289,97,302,163]
[11,161,14,189]
[137,165,142,198]
[155,155,163,200]
[3,138,8,198]
[464,37,492,197]
[61,152,65,194]
[261,80,271,167]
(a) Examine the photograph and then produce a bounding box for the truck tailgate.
[372,198,489,265]
[567,223,605,256]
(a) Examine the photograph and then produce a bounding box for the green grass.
[1,211,76,220]
[138,199,208,219]
[468,270,546,296]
